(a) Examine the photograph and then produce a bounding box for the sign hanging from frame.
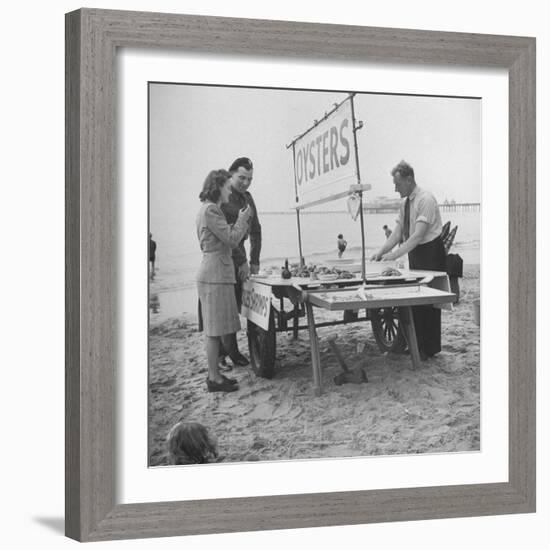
[290,94,357,209]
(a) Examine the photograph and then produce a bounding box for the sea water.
[149,210,480,322]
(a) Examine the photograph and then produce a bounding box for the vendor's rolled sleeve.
[416,196,437,225]
[398,186,442,244]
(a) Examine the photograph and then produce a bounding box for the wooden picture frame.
[65,8,535,542]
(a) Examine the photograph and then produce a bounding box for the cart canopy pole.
[296,209,304,266]
[349,93,366,283]
[358,194,367,283]
[291,143,305,266]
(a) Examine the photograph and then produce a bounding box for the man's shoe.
[206,378,239,392]
[229,351,249,367]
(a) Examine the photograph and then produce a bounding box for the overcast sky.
[149,83,480,242]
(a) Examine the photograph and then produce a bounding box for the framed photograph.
[65,8,535,542]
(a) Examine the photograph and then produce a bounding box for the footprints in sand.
[248,400,301,421]
[149,271,480,465]
[149,376,177,392]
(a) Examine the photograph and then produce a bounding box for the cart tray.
[306,285,456,310]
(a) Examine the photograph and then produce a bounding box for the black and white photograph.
[5,0,543,547]
[148,83,481,467]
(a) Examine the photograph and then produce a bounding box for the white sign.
[241,280,272,330]
[292,98,358,208]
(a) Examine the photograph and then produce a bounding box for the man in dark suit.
[219,157,262,366]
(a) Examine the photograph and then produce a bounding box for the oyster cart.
[244,268,454,394]
[243,93,455,393]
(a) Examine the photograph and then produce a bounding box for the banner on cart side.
[241,280,272,330]
[292,97,358,209]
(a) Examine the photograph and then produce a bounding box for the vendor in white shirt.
[370,160,446,359]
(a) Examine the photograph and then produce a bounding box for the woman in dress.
[196,169,251,392]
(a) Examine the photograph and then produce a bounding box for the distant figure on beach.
[196,169,251,392]
[149,293,160,314]
[219,157,262,368]
[383,225,392,239]
[149,232,157,279]
[337,234,347,258]
[167,421,219,465]
[370,160,444,359]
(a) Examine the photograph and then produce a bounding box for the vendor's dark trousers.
[408,237,446,357]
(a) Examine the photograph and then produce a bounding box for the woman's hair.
[337,234,343,239]
[166,421,218,465]
[199,169,231,202]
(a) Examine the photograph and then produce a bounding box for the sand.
[149,266,480,466]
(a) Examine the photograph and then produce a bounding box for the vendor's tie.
[403,197,410,242]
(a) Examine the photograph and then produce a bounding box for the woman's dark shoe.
[221,374,238,385]
[206,377,238,393]
[205,374,238,385]
[229,351,249,367]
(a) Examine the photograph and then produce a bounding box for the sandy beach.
[149,266,480,466]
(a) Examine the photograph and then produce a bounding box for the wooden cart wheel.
[370,307,407,353]
[247,307,276,379]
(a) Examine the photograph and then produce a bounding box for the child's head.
[383,225,388,230]
[166,421,218,465]
[337,234,343,239]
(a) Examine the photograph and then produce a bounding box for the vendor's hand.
[381,252,398,261]
[370,252,383,261]
[238,262,250,281]
[250,263,260,275]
